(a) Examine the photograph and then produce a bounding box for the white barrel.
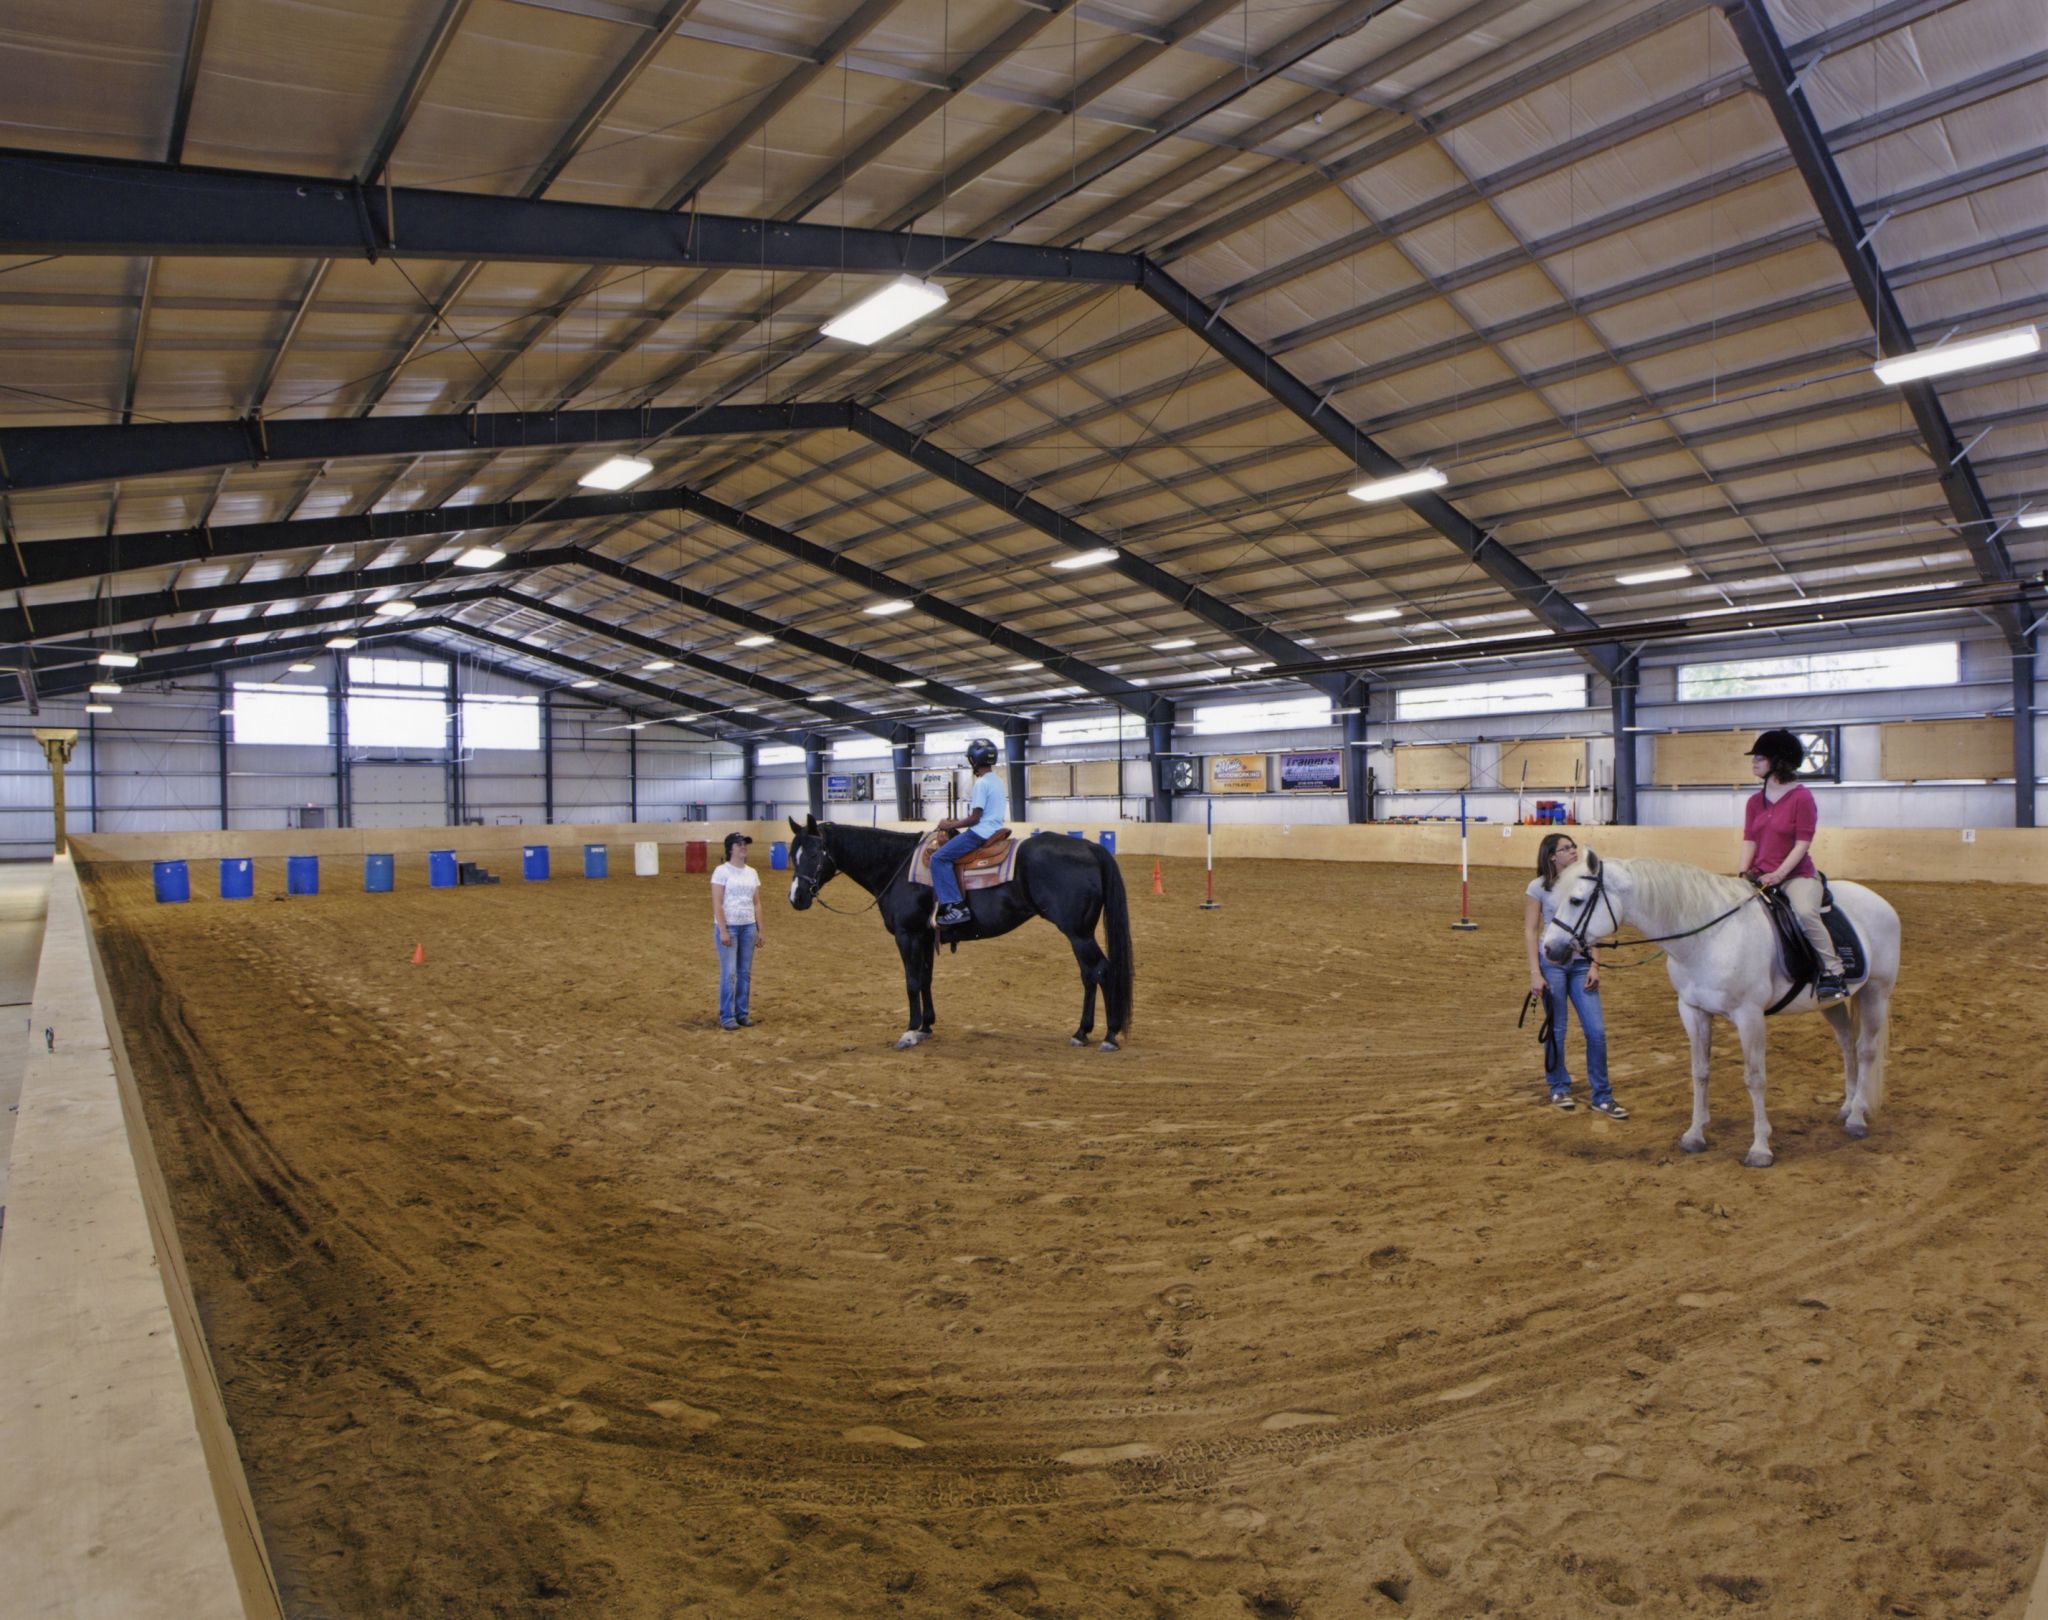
[633,840,660,876]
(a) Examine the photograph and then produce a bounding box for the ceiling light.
[2017,508,2048,529]
[1872,325,2038,386]
[569,678,600,689]
[1007,660,1043,672]
[864,599,914,616]
[454,546,506,569]
[735,634,775,648]
[894,678,927,689]
[1348,466,1448,502]
[643,659,675,672]
[374,601,415,617]
[1129,676,1150,686]
[1051,547,1118,570]
[732,706,758,714]
[578,455,654,490]
[1616,564,1694,586]
[1153,638,1196,651]
[820,276,948,345]
[325,636,358,650]
[88,682,120,696]
[85,702,114,714]
[1345,607,1401,623]
[97,651,139,668]
[287,662,317,673]
[219,707,235,717]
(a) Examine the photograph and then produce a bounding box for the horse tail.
[1095,842,1136,1034]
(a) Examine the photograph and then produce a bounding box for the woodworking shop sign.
[1205,753,1269,793]
[1279,750,1342,792]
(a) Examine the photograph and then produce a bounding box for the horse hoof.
[1679,1136,1708,1155]
[1842,1120,1868,1139]
[1070,1035,1086,1047]
[1743,1149,1775,1169]
[894,1031,924,1050]
[1099,1039,1120,1053]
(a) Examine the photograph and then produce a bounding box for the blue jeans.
[930,829,987,906]
[1540,957,1612,1105]
[715,924,756,1025]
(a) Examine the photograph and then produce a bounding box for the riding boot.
[936,902,972,929]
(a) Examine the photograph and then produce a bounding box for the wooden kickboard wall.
[1495,737,1588,789]
[1879,718,2014,781]
[1394,744,1470,792]
[1025,762,1072,798]
[1653,729,1757,786]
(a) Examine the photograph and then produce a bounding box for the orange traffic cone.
[411,942,426,966]
[1151,859,1163,896]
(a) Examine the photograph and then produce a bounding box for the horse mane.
[1616,856,1754,918]
[822,821,919,863]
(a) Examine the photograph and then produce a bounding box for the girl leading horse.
[786,816,1135,1052]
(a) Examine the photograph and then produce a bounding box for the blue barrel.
[286,854,319,895]
[1099,830,1116,854]
[1068,829,1084,839]
[219,858,253,900]
[770,840,789,871]
[364,853,394,893]
[522,844,550,881]
[428,849,457,889]
[583,843,608,879]
[152,860,190,904]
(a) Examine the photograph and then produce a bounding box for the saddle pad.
[1763,879,1868,1013]
[909,829,1020,892]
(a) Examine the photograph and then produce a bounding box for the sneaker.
[736,1016,754,1027]
[1589,1098,1630,1119]
[935,903,972,928]
[720,1021,739,1031]
[1814,974,1848,1004]
[1549,1091,1576,1111]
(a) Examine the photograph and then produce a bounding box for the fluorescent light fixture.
[735,634,775,648]
[219,707,235,717]
[2017,507,2048,530]
[1129,676,1150,686]
[820,276,948,345]
[97,651,140,668]
[85,703,113,714]
[864,599,914,616]
[287,662,317,673]
[374,600,415,617]
[732,706,758,714]
[454,546,506,569]
[569,678,600,689]
[1051,547,1118,570]
[1872,325,2038,386]
[88,682,120,696]
[1007,661,1043,672]
[1615,564,1694,586]
[894,678,927,689]
[578,455,654,491]
[325,636,358,650]
[1152,638,1196,651]
[1348,466,1448,503]
[1345,607,1402,623]
[643,659,675,672]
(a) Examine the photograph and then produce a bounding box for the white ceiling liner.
[0,0,2040,713]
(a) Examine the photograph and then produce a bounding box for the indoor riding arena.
[0,1,2043,1617]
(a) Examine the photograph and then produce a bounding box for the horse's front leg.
[1730,1003,1773,1168]
[1677,1001,1714,1153]
[893,930,931,1049]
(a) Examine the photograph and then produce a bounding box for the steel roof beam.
[8,615,443,703]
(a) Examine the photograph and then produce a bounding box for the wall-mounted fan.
[1167,757,1199,793]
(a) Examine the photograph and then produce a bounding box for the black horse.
[786,816,1135,1051]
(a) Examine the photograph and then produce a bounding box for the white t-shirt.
[712,862,760,926]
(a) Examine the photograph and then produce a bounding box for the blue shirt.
[967,770,1008,838]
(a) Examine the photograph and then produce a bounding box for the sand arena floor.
[83,851,2048,1619]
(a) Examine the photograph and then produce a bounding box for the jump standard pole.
[1452,789,1479,931]
[1199,795,1221,910]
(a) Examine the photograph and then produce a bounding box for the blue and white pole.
[1200,795,1222,910]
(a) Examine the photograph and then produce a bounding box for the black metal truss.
[0,150,1143,283]
[1719,0,2022,647]
[15,618,432,705]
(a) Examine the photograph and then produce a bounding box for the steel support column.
[2015,636,2037,829]
[891,725,914,821]
[542,689,554,824]
[740,740,757,821]
[804,733,827,823]
[1147,701,1175,825]
[1003,719,1030,823]
[1343,675,1371,824]
[216,670,229,830]
[627,723,637,824]
[1610,671,1639,826]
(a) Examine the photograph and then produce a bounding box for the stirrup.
[936,903,971,928]
[1814,974,1848,1003]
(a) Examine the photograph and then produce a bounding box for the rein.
[1557,869,1763,970]
[801,838,919,915]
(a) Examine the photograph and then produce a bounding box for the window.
[232,682,328,745]
[349,655,446,688]
[756,744,805,767]
[348,690,449,749]
[830,735,892,761]
[461,694,540,751]
[1393,674,1588,721]
[918,728,979,757]
[1676,641,1959,701]
[1043,711,1147,746]
[1189,695,1333,736]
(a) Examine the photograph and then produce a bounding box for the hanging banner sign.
[1279,750,1342,792]
[917,768,954,807]
[824,773,854,802]
[1205,753,1269,793]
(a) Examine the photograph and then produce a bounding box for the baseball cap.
[723,832,753,854]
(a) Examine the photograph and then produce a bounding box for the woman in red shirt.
[1739,729,1846,1002]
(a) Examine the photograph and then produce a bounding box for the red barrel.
[684,839,707,873]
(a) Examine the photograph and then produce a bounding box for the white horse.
[1539,851,1900,1168]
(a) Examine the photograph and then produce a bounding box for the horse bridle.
[790,834,919,916]
[1553,865,1620,957]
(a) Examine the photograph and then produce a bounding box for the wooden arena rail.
[66,818,2048,885]
[0,855,282,1618]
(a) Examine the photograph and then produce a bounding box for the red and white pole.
[1452,789,1479,930]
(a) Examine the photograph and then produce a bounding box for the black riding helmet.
[965,736,1000,770]
[1748,728,1804,777]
